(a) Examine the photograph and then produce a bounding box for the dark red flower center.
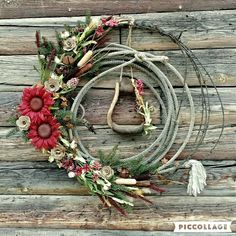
[30,97,44,112]
[38,123,52,138]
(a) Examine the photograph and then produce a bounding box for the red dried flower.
[101,17,118,27]
[95,25,105,37]
[27,115,60,150]
[92,161,102,170]
[62,159,75,171]
[105,19,118,27]
[136,79,144,95]
[18,86,54,122]
[83,164,90,173]
[74,166,83,176]
[92,173,99,182]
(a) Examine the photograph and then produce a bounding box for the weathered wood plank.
[1,48,235,88]
[121,10,236,50]
[0,87,231,127]
[0,228,235,236]
[0,125,235,161]
[0,160,235,196]
[0,229,179,236]
[74,126,236,161]
[0,89,161,126]
[0,25,119,55]
[1,1,236,19]
[0,195,234,231]
[0,10,236,54]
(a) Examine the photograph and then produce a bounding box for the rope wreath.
[12,16,224,214]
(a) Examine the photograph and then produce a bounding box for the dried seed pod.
[75,63,93,77]
[118,168,130,178]
[77,50,93,68]
[62,55,75,65]
[115,178,137,185]
[135,180,151,187]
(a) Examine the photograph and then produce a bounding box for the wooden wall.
[0,1,235,235]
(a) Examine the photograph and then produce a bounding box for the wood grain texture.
[1,125,235,161]
[0,87,230,127]
[0,24,119,55]
[0,89,161,126]
[3,228,225,236]
[0,10,236,54]
[1,48,235,88]
[121,10,236,50]
[0,160,235,196]
[1,1,236,19]
[0,195,234,231]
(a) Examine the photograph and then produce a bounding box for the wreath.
[12,15,224,215]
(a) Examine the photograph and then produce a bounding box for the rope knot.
[135,52,146,62]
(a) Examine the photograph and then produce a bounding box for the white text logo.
[174,221,232,232]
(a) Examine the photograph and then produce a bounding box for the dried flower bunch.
[14,16,163,215]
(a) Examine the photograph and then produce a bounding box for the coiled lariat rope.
[69,43,195,174]
[68,19,224,181]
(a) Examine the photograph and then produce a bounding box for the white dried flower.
[54,56,61,64]
[49,145,65,161]
[60,31,70,39]
[100,166,114,180]
[44,78,60,92]
[74,154,86,163]
[68,171,75,178]
[70,140,77,149]
[16,116,31,131]
[48,156,54,163]
[63,36,77,51]
[50,73,63,81]
[39,55,45,59]
[102,185,109,191]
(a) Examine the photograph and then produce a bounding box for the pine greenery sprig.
[98,145,121,169]
[98,146,161,177]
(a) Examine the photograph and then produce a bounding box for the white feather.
[184,160,207,197]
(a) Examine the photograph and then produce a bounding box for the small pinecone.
[119,168,130,178]
[67,77,79,89]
